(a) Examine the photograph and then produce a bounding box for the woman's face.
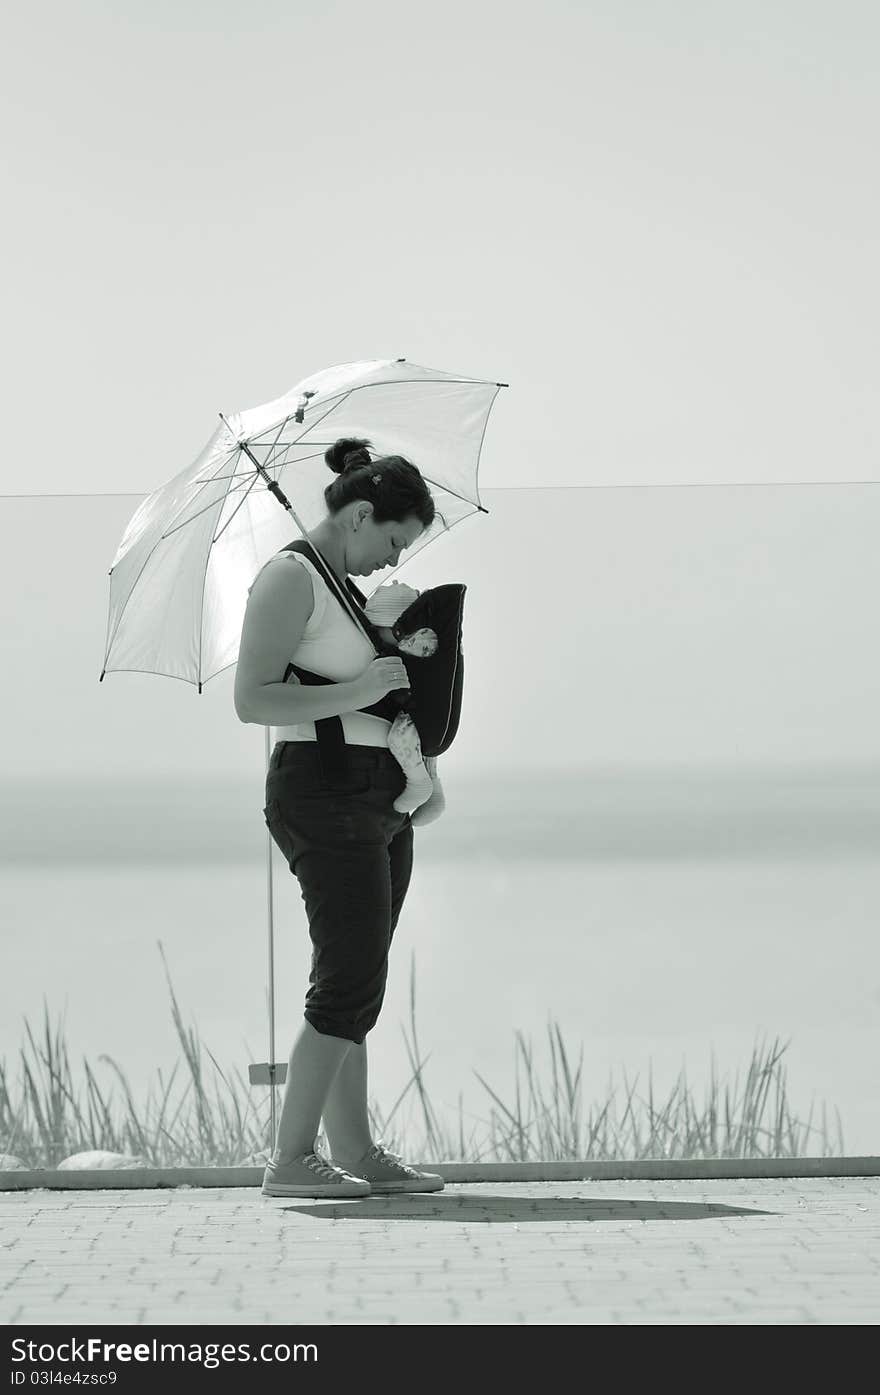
[357,510,425,575]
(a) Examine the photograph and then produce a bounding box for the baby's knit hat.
[364,581,421,627]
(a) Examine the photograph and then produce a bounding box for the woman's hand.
[355,656,411,705]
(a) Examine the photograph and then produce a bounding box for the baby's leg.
[373,626,440,814]
[387,711,434,814]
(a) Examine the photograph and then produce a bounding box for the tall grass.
[0,945,845,1169]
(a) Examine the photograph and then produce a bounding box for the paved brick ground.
[2,1178,879,1325]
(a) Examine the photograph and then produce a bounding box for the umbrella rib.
[465,381,502,513]
[193,465,263,485]
[289,388,356,444]
[98,664,203,688]
[104,518,196,673]
[254,447,328,478]
[243,389,360,479]
[193,449,329,487]
[242,391,357,487]
[149,444,242,546]
[161,478,251,540]
[235,380,498,546]
[110,406,342,671]
[243,372,501,448]
[220,392,357,523]
[211,469,262,547]
[243,375,501,456]
[362,503,483,591]
[252,412,300,460]
[104,453,243,666]
[417,476,485,513]
[198,469,264,686]
[244,386,356,444]
[191,396,362,685]
[255,447,330,470]
[190,473,249,486]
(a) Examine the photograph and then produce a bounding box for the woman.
[234,437,446,1199]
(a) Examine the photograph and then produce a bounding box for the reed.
[0,946,845,1169]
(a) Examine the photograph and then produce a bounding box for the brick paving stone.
[1,1179,879,1325]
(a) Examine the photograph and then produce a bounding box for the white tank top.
[247,550,391,747]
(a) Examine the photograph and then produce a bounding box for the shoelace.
[303,1152,357,1181]
[366,1143,418,1174]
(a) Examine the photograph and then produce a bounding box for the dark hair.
[323,437,442,531]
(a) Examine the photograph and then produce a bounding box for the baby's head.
[398,627,438,658]
[364,580,421,629]
[365,583,437,657]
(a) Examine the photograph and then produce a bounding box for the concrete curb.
[2,1156,879,1190]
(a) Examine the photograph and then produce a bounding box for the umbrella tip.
[99,669,105,682]
[396,357,406,362]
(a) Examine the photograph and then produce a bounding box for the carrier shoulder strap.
[279,538,383,652]
[274,537,400,781]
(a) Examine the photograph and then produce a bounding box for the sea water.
[3,766,879,1155]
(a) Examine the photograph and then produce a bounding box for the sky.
[1,0,879,787]
[2,0,879,501]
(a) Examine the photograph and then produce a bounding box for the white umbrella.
[100,356,507,1152]
[101,356,506,690]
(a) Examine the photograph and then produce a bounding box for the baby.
[362,581,446,825]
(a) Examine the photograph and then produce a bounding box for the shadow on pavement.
[277,1192,776,1223]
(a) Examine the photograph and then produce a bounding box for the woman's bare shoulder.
[248,551,310,594]
[246,552,314,619]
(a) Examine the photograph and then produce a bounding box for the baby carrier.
[279,539,466,781]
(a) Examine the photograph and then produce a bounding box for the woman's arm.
[234,559,366,726]
[242,676,369,727]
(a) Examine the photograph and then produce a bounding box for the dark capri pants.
[263,740,415,1045]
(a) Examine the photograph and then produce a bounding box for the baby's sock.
[409,756,446,827]
[394,771,435,815]
[388,713,434,814]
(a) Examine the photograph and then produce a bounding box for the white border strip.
[2,1156,879,1190]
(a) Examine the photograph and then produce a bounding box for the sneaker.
[333,1141,445,1194]
[261,1151,371,1198]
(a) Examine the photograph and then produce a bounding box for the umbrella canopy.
[101,357,506,690]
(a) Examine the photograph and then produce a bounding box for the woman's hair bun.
[321,434,438,530]
[324,437,373,475]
